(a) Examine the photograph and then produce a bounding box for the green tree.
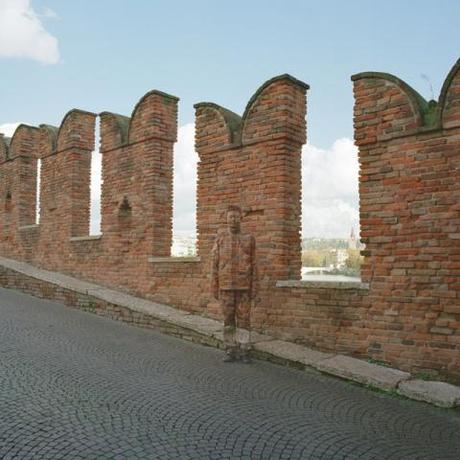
[345,249,363,271]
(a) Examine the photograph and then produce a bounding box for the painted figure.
[211,205,257,363]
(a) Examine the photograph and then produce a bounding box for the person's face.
[227,210,241,233]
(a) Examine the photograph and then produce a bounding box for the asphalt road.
[1,287,459,459]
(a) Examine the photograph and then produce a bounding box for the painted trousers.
[220,289,251,351]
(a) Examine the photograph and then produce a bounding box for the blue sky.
[0,0,459,238]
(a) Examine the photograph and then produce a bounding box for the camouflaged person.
[211,205,257,363]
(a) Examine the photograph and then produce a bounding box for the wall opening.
[5,191,12,212]
[171,122,197,256]
[89,118,102,236]
[35,158,41,224]
[4,191,12,234]
[301,138,362,280]
[117,196,133,233]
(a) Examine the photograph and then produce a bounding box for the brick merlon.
[10,123,40,137]
[241,73,309,122]
[39,124,59,153]
[0,134,10,161]
[193,102,242,144]
[56,109,97,153]
[438,58,460,125]
[352,59,460,129]
[129,89,179,120]
[351,71,438,128]
[57,109,97,138]
[99,112,131,146]
[9,124,41,159]
[128,89,179,144]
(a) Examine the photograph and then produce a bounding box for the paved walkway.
[1,287,460,460]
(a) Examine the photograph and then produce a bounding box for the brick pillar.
[55,110,96,238]
[5,125,40,228]
[0,135,13,254]
[37,124,59,267]
[352,59,460,378]
[195,75,308,287]
[241,75,308,281]
[101,90,178,258]
[194,103,241,260]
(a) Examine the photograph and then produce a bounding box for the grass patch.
[367,358,391,368]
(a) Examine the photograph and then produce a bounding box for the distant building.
[171,235,197,256]
[337,249,348,267]
[348,227,358,250]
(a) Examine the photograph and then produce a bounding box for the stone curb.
[398,380,460,408]
[0,256,459,409]
[315,355,411,391]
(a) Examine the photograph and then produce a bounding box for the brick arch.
[439,58,460,129]
[39,124,58,156]
[241,74,308,145]
[8,124,40,159]
[128,90,178,144]
[99,112,130,153]
[56,109,96,153]
[0,135,10,161]
[193,103,242,156]
[352,72,432,145]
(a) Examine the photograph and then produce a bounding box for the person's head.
[226,205,242,233]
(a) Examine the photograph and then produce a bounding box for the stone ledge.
[276,279,369,290]
[315,355,411,391]
[0,255,458,409]
[19,224,39,231]
[70,235,102,242]
[148,257,201,263]
[254,340,333,367]
[398,380,460,408]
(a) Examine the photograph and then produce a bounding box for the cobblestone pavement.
[1,288,460,459]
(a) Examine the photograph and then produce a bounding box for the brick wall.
[350,60,460,380]
[0,60,459,382]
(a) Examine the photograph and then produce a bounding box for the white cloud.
[0,0,59,64]
[302,199,359,239]
[89,150,102,235]
[302,138,360,238]
[0,122,22,137]
[173,123,198,236]
[41,7,58,19]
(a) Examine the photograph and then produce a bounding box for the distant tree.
[302,250,323,267]
[302,238,348,251]
[345,249,362,270]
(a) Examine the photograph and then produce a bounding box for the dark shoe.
[223,351,237,363]
[240,352,252,364]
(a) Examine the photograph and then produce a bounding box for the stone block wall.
[0,60,459,382]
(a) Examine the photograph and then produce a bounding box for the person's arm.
[211,236,220,300]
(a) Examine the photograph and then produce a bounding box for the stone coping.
[276,279,369,290]
[0,255,458,408]
[19,224,39,231]
[148,257,201,263]
[69,235,102,242]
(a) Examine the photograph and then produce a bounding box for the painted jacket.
[211,230,257,296]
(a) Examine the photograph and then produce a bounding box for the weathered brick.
[0,61,459,383]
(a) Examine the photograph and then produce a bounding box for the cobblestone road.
[1,287,460,459]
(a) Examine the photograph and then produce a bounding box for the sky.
[0,0,458,238]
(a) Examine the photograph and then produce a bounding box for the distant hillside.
[302,238,348,250]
